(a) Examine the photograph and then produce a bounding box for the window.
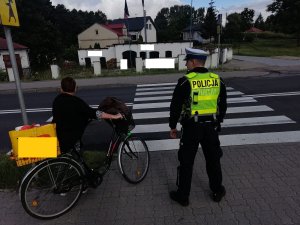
[165,51,172,58]
[140,52,146,60]
[148,24,152,30]
[95,30,98,35]
[131,35,137,41]
[150,51,159,58]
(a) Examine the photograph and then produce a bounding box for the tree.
[13,0,63,69]
[240,8,255,31]
[202,0,218,42]
[254,13,265,30]
[168,5,193,41]
[154,8,170,42]
[10,0,107,69]
[193,8,205,25]
[155,5,207,42]
[265,15,277,31]
[267,0,300,45]
[223,13,242,42]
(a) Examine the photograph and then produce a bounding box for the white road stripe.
[137,86,175,91]
[227,97,257,103]
[244,91,300,98]
[134,91,243,102]
[145,131,300,151]
[133,102,170,110]
[135,90,174,96]
[137,83,177,87]
[134,90,242,100]
[227,91,244,95]
[132,116,295,133]
[132,105,273,120]
[136,87,236,93]
[227,105,273,113]
[134,96,172,102]
[137,82,234,90]
[133,97,257,110]
[0,103,133,116]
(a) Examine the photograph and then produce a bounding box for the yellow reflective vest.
[184,72,220,116]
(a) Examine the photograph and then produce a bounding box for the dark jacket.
[169,67,227,129]
[52,93,97,152]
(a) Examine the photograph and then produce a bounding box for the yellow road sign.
[0,0,20,26]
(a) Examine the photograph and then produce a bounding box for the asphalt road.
[0,73,299,153]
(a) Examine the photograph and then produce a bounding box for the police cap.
[184,47,209,61]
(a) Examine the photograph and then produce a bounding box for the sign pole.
[3,26,28,124]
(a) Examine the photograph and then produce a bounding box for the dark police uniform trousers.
[170,67,227,199]
[178,118,223,199]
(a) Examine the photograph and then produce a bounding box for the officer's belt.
[190,115,214,123]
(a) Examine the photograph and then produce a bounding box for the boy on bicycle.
[52,77,123,153]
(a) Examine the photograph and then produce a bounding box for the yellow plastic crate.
[13,147,61,167]
[8,124,61,167]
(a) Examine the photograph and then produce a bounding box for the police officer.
[169,48,227,206]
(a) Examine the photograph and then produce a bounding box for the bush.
[256,31,293,39]
[0,154,31,189]
[243,33,255,42]
[0,70,8,82]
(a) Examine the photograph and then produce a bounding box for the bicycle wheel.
[20,157,84,219]
[118,136,150,184]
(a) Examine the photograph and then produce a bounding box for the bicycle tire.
[20,157,84,219]
[118,136,150,184]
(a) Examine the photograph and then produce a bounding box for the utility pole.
[143,9,147,43]
[217,14,222,68]
[1,0,28,124]
[189,0,193,47]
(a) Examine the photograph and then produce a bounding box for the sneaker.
[211,186,226,202]
[169,191,189,206]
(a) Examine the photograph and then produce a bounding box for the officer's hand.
[215,121,221,132]
[170,129,177,139]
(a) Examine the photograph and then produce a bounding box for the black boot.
[169,191,189,206]
[211,186,226,202]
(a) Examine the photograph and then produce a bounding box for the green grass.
[234,38,300,57]
[0,154,31,189]
[17,66,180,82]
[0,151,106,189]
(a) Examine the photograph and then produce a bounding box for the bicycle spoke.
[118,136,149,183]
[20,158,84,219]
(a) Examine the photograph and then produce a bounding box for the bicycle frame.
[100,123,132,175]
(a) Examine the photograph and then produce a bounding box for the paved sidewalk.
[1,142,300,225]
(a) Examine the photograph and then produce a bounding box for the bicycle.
[19,118,150,219]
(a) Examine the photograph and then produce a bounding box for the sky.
[51,0,273,21]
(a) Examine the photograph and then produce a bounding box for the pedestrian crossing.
[131,82,300,151]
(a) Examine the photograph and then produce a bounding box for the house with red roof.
[77,23,129,49]
[245,27,264,33]
[78,16,157,49]
[0,37,30,75]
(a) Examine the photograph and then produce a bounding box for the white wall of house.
[140,20,157,43]
[78,47,115,66]
[183,31,206,44]
[0,49,30,70]
[78,42,191,67]
[128,31,141,42]
[78,23,124,49]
